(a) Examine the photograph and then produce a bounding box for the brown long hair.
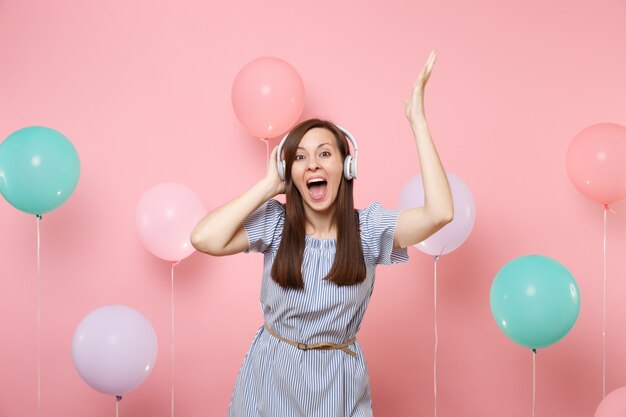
[271,119,367,289]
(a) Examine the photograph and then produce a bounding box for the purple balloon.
[397,171,475,256]
[72,305,158,396]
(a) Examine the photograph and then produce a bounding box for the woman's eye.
[295,155,305,161]
[320,151,331,157]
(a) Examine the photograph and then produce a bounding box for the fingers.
[412,49,437,90]
[426,49,437,70]
[269,146,279,163]
[421,50,437,80]
[405,50,437,118]
[267,146,278,172]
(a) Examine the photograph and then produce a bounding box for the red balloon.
[566,123,626,205]
[231,57,305,139]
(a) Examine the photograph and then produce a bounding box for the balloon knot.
[172,260,181,267]
[532,348,537,354]
[36,214,42,220]
[116,395,122,402]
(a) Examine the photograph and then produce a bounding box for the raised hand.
[404,49,437,126]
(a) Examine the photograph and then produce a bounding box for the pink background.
[1,0,626,416]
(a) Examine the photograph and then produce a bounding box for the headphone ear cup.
[343,155,353,180]
[277,159,286,182]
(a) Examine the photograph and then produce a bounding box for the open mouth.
[307,178,328,200]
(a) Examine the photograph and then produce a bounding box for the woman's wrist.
[409,113,427,128]
[259,177,283,199]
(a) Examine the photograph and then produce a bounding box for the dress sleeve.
[359,202,409,265]
[242,198,285,254]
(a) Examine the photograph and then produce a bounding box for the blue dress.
[228,199,408,417]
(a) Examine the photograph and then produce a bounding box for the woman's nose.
[307,156,320,170]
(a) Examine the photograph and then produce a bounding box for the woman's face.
[290,127,344,216]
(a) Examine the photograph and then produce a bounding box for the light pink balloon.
[72,305,158,396]
[231,57,305,139]
[595,386,626,417]
[566,122,626,206]
[136,182,206,262]
[397,172,475,256]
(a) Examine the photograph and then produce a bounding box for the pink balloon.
[136,182,207,262]
[72,305,158,396]
[566,122,626,206]
[595,386,626,417]
[231,57,305,138]
[397,172,475,256]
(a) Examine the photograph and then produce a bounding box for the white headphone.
[277,125,358,182]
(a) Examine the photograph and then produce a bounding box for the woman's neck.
[304,208,336,239]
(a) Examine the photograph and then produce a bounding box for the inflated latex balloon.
[232,57,305,138]
[0,126,80,214]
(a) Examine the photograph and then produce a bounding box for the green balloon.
[0,126,80,215]
[490,255,580,350]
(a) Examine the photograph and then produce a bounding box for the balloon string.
[603,205,607,398]
[171,263,178,417]
[433,255,439,417]
[260,138,269,173]
[116,395,122,417]
[36,214,42,417]
[533,349,537,417]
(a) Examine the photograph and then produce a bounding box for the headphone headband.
[276,124,359,181]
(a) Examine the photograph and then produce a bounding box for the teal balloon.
[490,255,580,349]
[0,126,80,215]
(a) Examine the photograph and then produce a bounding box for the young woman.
[191,50,453,417]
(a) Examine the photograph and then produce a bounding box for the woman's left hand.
[395,49,454,250]
[404,49,437,126]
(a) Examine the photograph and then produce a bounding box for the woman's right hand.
[266,146,286,196]
[191,146,287,256]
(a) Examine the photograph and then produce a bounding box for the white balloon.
[397,171,475,256]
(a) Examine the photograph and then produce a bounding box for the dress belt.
[264,323,357,357]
